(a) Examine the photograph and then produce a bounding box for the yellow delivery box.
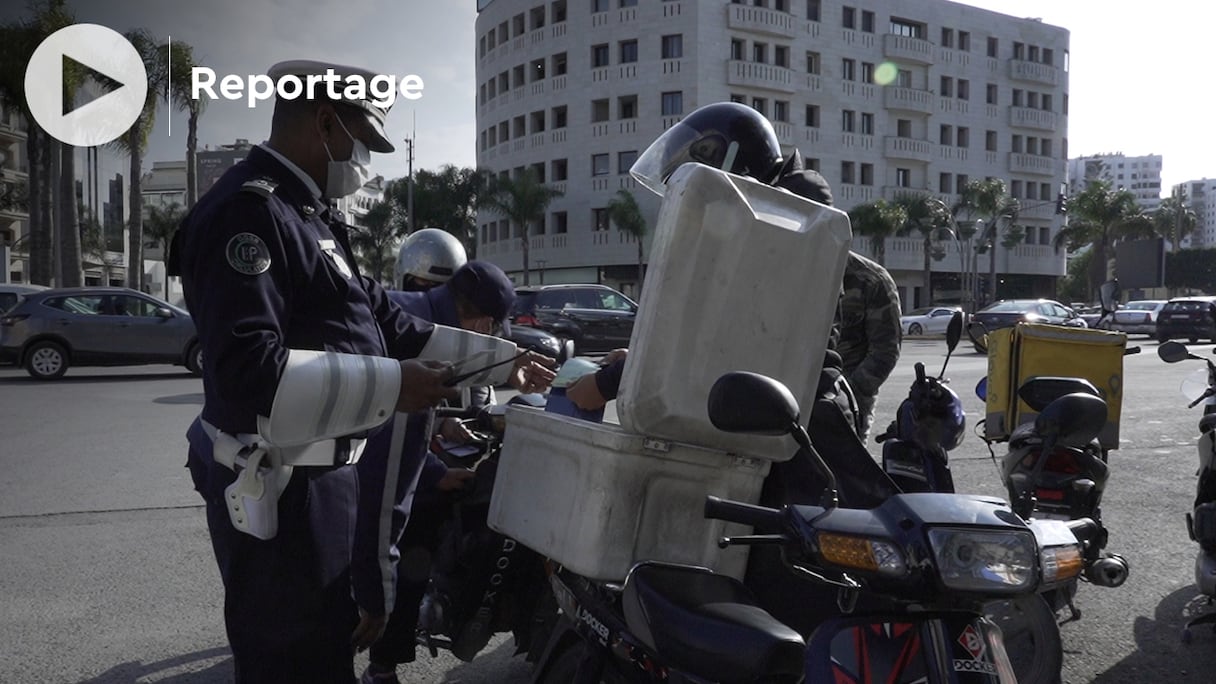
[984,323,1128,450]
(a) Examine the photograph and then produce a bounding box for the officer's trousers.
[187,447,360,684]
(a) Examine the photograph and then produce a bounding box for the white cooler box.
[488,406,774,582]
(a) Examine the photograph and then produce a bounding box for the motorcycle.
[531,370,1095,683]
[877,310,967,494]
[1157,327,1216,642]
[411,394,558,663]
[965,284,1132,622]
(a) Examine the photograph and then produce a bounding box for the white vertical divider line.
[167,35,171,137]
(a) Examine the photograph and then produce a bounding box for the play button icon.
[24,24,148,147]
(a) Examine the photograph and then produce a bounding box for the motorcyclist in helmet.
[395,228,468,291]
[630,101,785,194]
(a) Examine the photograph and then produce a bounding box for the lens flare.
[875,62,899,86]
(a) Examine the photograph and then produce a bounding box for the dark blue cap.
[447,260,515,336]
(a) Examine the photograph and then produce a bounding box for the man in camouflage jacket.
[837,251,902,438]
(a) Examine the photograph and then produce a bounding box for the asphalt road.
[2,337,1216,683]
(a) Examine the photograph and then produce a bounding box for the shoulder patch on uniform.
[240,178,278,199]
[226,232,272,275]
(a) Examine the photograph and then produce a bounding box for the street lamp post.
[537,259,546,285]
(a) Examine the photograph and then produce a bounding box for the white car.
[901,306,962,336]
[1110,300,1167,336]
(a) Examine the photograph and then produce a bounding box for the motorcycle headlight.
[818,533,907,577]
[928,527,1036,594]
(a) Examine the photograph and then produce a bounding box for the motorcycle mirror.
[1033,392,1108,448]
[939,311,965,378]
[1158,341,1199,363]
[975,377,988,401]
[1098,279,1120,314]
[708,371,800,436]
[967,321,989,354]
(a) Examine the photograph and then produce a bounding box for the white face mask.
[321,115,371,198]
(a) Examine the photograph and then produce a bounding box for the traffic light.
[1055,193,1068,215]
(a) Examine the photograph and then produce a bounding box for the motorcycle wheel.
[984,594,1063,684]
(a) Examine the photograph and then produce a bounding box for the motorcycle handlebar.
[1065,517,1103,546]
[704,495,784,531]
[1124,346,1141,356]
[434,405,482,420]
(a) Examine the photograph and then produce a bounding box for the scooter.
[531,371,1096,683]
[1157,328,1216,642]
[413,395,557,663]
[877,311,967,494]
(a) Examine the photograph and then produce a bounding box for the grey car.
[0,283,47,313]
[0,287,201,379]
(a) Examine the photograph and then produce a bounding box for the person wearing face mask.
[168,60,463,684]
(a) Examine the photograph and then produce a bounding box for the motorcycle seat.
[622,561,806,683]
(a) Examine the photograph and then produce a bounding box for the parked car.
[1075,305,1112,329]
[1109,299,1167,336]
[506,324,572,364]
[900,305,962,336]
[1156,296,1216,343]
[511,284,637,354]
[0,283,47,314]
[969,298,1086,352]
[0,287,201,379]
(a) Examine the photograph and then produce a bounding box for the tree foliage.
[478,169,563,285]
[1053,180,1154,301]
[348,200,407,286]
[1165,248,1216,293]
[607,189,647,292]
[389,165,486,256]
[848,199,906,266]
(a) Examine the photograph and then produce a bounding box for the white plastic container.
[616,163,852,460]
[488,406,773,581]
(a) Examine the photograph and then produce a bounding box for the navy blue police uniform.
[175,143,435,684]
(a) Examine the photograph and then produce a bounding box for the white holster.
[202,349,403,539]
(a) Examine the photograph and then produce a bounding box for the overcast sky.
[6,0,1212,192]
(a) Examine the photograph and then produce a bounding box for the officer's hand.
[351,608,387,652]
[508,351,557,394]
[397,360,459,413]
[566,372,609,412]
[437,467,476,492]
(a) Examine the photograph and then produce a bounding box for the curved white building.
[475,0,1071,306]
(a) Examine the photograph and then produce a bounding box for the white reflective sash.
[417,324,518,387]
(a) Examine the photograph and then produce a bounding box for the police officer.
[395,228,468,291]
[356,261,553,683]
[172,60,461,683]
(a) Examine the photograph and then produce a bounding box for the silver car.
[0,287,201,379]
[1109,299,1167,336]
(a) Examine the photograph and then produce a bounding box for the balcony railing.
[726,60,795,93]
[882,33,934,65]
[1008,152,1056,176]
[727,3,796,38]
[1008,59,1060,86]
[882,86,934,114]
[884,136,932,162]
[1009,107,1058,131]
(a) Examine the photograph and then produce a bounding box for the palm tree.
[953,178,1015,305]
[894,192,952,305]
[1053,180,1154,301]
[848,199,906,266]
[607,189,647,293]
[109,29,166,292]
[166,41,205,208]
[348,200,408,285]
[1154,194,1198,253]
[478,169,563,285]
[144,202,184,259]
[0,2,74,286]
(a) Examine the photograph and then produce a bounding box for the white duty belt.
[198,419,366,469]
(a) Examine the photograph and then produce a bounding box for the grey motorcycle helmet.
[630,101,784,195]
[395,228,468,290]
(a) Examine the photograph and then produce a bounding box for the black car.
[1156,296,1216,343]
[969,298,1086,352]
[511,284,637,354]
[506,324,572,363]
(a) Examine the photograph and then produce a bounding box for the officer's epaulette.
[240,177,279,199]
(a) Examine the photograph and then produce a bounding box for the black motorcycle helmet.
[630,102,784,195]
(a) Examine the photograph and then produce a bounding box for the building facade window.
[773,100,789,122]
[842,6,855,29]
[806,51,820,74]
[841,109,855,132]
[774,45,789,68]
[753,42,768,63]
[806,0,820,21]
[860,10,874,32]
[552,105,568,128]
[553,52,568,76]
[618,95,638,119]
[842,58,856,81]
[860,163,874,185]
[731,39,744,60]
[618,150,638,173]
[592,0,609,12]
[592,98,610,122]
[987,36,998,58]
[661,34,683,59]
[861,61,874,83]
[592,44,609,67]
[619,40,638,63]
[592,153,610,176]
[593,207,610,231]
[860,112,873,134]
[661,91,683,116]
[841,161,855,184]
[889,18,923,39]
[896,167,911,187]
[985,129,997,151]
[552,211,568,234]
[804,104,820,127]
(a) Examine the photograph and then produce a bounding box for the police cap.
[267,59,396,153]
